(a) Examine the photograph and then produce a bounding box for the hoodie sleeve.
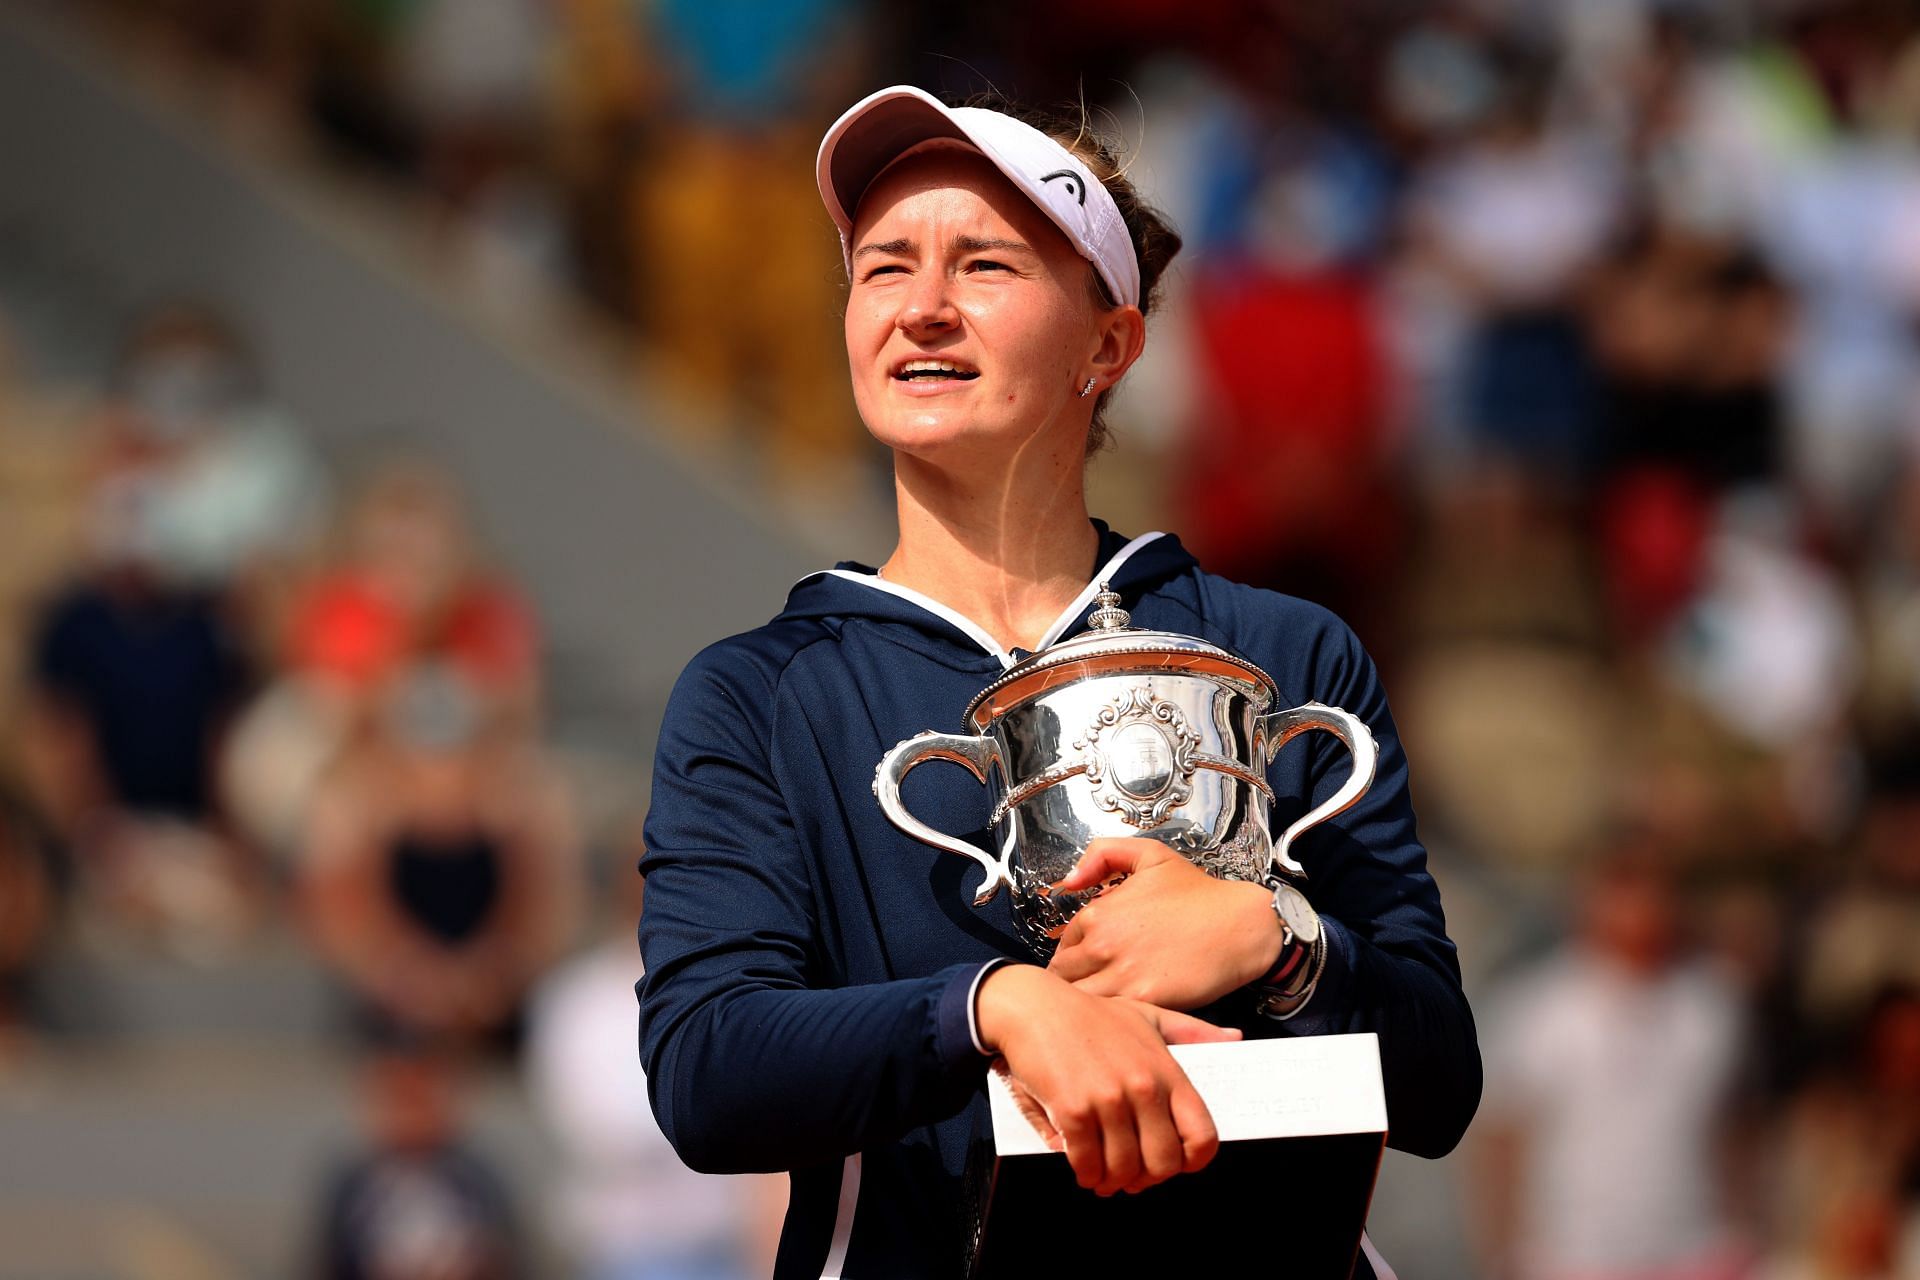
[1260,609,1483,1160]
[637,641,991,1175]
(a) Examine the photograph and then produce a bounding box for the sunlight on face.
[843,149,1106,468]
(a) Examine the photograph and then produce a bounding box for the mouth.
[891,357,981,383]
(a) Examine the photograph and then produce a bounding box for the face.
[843,148,1140,465]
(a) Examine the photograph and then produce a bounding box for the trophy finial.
[1086,582,1131,631]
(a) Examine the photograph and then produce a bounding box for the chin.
[862,403,974,448]
[869,417,1010,462]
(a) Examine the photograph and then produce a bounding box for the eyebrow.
[954,236,1033,256]
[851,235,1036,261]
[852,238,911,262]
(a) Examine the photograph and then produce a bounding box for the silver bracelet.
[1254,932,1326,1021]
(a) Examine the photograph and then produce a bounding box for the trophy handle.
[1259,702,1379,880]
[873,731,1010,906]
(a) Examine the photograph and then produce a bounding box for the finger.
[1003,1074,1063,1152]
[1046,920,1089,979]
[1048,943,1092,983]
[1053,838,1150,893]
[1169,1077,1221,1174]
[1058,1110,1105,1193]
[1128,1076,1184,1194]
[1152,1007,1244,1045]
[1094,1092,1142,1198]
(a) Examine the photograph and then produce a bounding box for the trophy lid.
[962,584,1279,731]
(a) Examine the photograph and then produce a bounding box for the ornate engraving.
[988,759,1087,828]
[1075,688,1202,828]
[1186,825,1272,882]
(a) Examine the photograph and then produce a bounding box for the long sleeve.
[637,645,990,1175]
[1262,613,1483,1159]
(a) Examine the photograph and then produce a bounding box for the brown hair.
[956,91,1184,454]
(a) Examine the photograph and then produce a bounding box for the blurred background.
[1,0,1918,1276]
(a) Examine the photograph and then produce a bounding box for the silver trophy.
[874,586,1379,956]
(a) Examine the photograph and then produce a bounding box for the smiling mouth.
[893,359,980,382]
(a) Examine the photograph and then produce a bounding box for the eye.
[969,259,1012,273]
[859,263,907,281]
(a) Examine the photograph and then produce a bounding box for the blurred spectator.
[398,0,569,307]
[1473,839,1755,1280]
[1589,229,1789,495]
[1662,489,1856,749]
[226,461,540,868]
[314,1049,524,1280]
[1146,70,1404,624]
[285,461,538,722]
[1800,752,1920,1042]
[1169,98,1402,627]
[526,860,781,1280]
[91,302,328,628]
[1397,479,1619,870]
[1751,7,1920,542]
[627,0,870,493]
[14,483,255,947]
[299,663,576,1052]
[1658,488,1858,841]
[1763,986,1920,1279]
[3,301,336,947]
[1177,261,1399,630]
[1401,71,1619,482]
[542,0,652,320]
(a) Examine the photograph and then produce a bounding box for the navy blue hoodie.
[639,525,1480,1278]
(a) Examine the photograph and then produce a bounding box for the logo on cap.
[1039,170,1086,206]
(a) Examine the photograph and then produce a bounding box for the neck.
[881,448,1099,653]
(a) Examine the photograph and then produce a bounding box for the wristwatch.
[1253,877,1325,1021]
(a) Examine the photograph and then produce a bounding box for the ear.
[1086,304,1147,391]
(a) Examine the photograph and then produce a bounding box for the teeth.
[899,360,976,377]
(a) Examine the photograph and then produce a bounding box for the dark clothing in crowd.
[30,582,246,819]
[390,831,505,947]
[317,1145,521,1280]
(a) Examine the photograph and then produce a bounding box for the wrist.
[963,958,1015,1056]
[974,962,1061,1056]
[1225,878,1287,988]
[1252,878,1325,1017]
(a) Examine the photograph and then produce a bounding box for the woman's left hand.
[1046,838,1284,1010]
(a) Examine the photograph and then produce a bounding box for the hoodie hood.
[777,522,1198,669]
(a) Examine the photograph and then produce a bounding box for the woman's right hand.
[974,964,1237,1197]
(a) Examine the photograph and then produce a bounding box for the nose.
[896,267,959,338]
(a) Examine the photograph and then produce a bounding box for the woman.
[302,662,575,1050]
[639,86,1480,1279]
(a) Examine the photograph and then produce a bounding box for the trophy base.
[966,1035,1389,1280]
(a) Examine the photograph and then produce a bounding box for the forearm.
[641,960,990,1174]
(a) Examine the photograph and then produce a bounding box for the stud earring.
[1078,377,1097,398]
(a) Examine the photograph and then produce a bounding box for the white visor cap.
[816,85,1142,310]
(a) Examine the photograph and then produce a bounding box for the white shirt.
[1486,950,1745,1276]
[525,940,748,1263]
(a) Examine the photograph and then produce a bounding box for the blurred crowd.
[0,295,779,1278]
[9,0,1920,1277]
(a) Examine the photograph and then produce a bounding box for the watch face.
[1273,884,1321,946]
